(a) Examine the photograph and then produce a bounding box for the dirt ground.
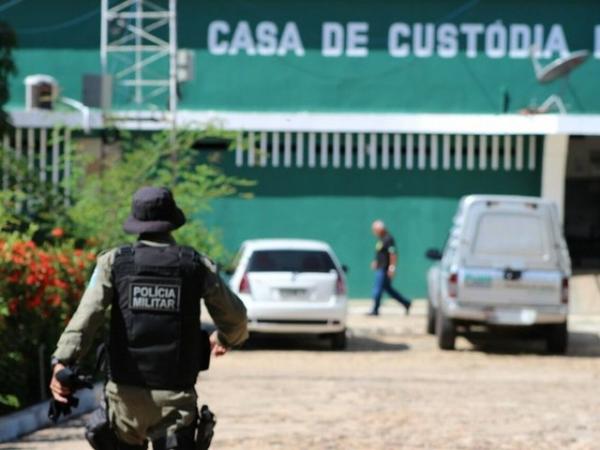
[2,301,600,450]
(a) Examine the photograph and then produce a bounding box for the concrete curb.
[0,383,103,443]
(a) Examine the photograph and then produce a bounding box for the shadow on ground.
[463,331,600,357]
[242,333,410,353]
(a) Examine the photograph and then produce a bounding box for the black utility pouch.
[199,329,211,371]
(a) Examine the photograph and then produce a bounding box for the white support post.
[503,135,512,170]
[296,132,304,167]
[344,133,353,169]
[272,132,280,167]
[381,133,389,170]
[417,134,426,170]
[541,134,569,224]
[430,134,438,170]
[259,131,268,167]
[515,135,524,170]
[64,128,72,207]
[466,134,475,170]
[284,132,292,167]
[478,135,487,170]
[320,132,328,168]
[332,133,340,168]
[454,134,463,170]
[39,128,47,182]
[51,127,60,191]
[235,132,243,167]
[357,133,365,169]
[308,132,316,168]
[393,134,401,169]
[368,133,377,169]
[491,135,500,170]
[2,134,9,190]
[442,134,451,170]
[247,131,255,167]
[406,134,414,169]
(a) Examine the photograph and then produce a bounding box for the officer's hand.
[370,261,377,270]
[210,331,228,357]
[49,363,71,403]
[387,268,395,279]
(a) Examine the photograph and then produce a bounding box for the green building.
[4,0,600,297]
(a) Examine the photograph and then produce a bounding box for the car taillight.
[239,273,251,294]
[561,277,569,304]
[336,272,346,296]
[448,273,458,298]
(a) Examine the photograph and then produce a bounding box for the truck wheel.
[330,330,347,350]
[546,322,568,354]
[426,301,436,335]
[436,310,456,350]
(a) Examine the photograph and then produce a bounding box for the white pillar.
[541,134,569,224]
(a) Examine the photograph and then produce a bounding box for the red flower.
[8,298,19,315]
[8,271,21,282]
[51,228,65,238]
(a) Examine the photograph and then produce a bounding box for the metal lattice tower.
[100,0,177,121]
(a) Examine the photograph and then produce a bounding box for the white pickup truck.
[425,195,571,353]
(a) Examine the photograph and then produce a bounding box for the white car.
[425,195,571,353]
[228,239,349,349]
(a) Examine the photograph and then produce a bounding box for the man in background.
[368,220,411,316]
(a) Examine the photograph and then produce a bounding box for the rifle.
[48,366,93,423]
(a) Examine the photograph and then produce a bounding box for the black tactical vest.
[109,243,205,390]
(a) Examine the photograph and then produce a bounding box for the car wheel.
[546,322,568,355]
[426,301,436,335]
[436,309,456,350]
[330,329,347,350]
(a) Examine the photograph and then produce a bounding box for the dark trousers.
[371,268,411,313]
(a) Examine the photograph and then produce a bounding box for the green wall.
[202,150,543,298]
[5,0,600,113]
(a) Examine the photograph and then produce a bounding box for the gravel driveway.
[2,302,599,450]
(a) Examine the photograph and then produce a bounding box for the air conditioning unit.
[24,74,58,110]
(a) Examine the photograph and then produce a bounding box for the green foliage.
[0,127,254,414]
[68,128,254,259]
[0,21,17,135]
[0,143,72,242]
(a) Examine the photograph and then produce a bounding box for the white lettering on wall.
[413,23,435,58]
[437,23,458,58]
[322,22,344,57]
[207,20,230,55]
[388,23,410,57]
[256,21,278,56]
[278,22,305,56]
[206,20,584,61]
[509,24,531,58]
[595,25,600,59]
[543,24,569,58]
[346,22,369,57]
[460,23,485,58]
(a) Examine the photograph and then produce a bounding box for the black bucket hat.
[123,186,186,234]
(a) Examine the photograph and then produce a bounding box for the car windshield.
[247,250,336,273]
[471,213,550,258]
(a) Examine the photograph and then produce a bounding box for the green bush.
[0,128,254,414]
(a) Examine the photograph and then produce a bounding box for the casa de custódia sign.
[207,20,600,60]
[175,0,600,113]
[5,0,600,113]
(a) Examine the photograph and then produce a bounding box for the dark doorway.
[564,136,600,270]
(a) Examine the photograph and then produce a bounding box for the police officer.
[49,186,248,449]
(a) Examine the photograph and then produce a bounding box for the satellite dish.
[534,50,590,84]
[527,48,590,114]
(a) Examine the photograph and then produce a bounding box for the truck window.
[471,213,549,258]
